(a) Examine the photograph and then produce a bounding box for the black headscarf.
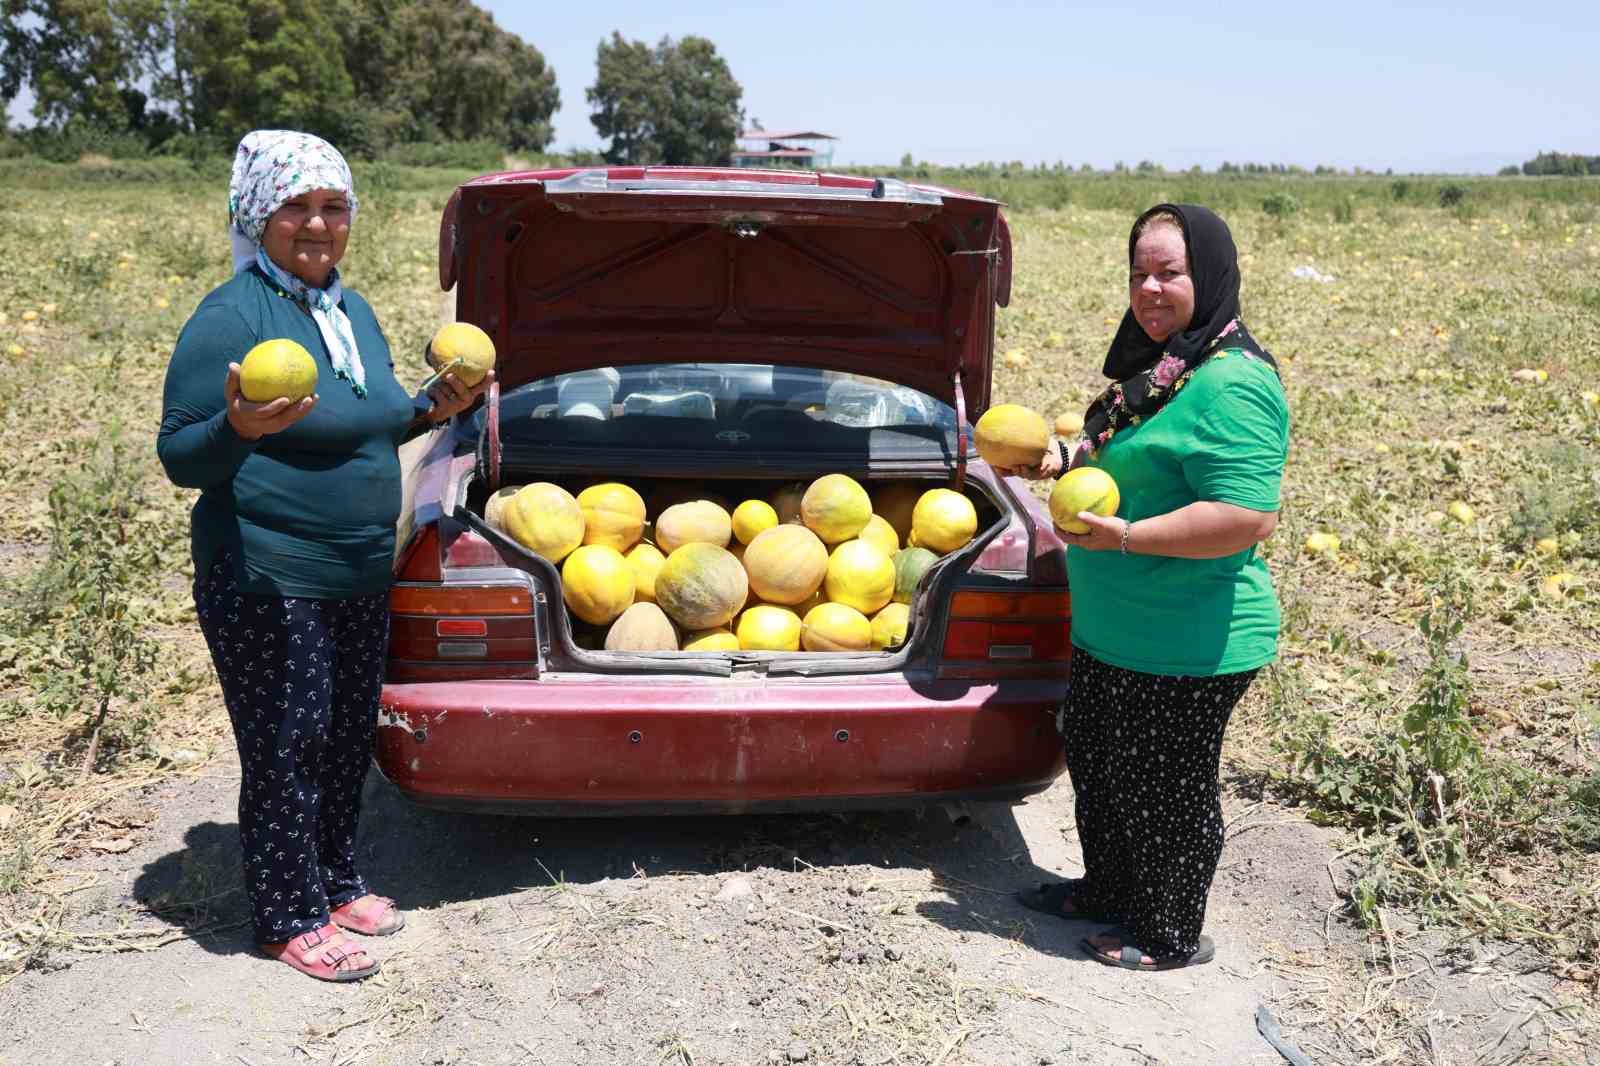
[1079,203,1277,457]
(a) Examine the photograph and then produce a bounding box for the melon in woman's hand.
[239,338,317,402]
[427,321,497,386]
[1049,467,1120,535]
[973,403,1049,469]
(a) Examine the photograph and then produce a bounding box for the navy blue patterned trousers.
[193,553,389,943]
[1059,650,1258,961]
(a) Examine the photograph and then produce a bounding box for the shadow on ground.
[131,768,1091,963]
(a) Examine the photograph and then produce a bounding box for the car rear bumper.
[374,676,1067,815]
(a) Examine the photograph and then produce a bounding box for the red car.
[377,166,1070,814]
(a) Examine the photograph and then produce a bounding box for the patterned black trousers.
[1058,650,1258,961]
[193,554,389,943]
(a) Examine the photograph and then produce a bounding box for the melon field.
[0,158,1597,1064]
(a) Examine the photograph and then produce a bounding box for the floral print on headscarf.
[227,130,366,397]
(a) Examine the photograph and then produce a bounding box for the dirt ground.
[0,750,1582,1066]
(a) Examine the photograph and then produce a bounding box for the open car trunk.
[460,470,1007,678]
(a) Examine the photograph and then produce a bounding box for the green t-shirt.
[157,267,422,598]
[1066,349,1288,677]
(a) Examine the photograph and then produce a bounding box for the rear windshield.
[477,363,963,459]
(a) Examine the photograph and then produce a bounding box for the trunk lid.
[442,167,1011,419]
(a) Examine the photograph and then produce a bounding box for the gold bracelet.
[1120,519,1132,555]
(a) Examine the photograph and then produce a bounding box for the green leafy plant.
[1262,191,1301,218]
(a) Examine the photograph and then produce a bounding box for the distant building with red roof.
[731,128,838,169]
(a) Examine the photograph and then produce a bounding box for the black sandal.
[1081,931,1216,971]
[1014,879,1110,923]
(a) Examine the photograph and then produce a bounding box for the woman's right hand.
[997,438,1065,481]
[224,362,317,440]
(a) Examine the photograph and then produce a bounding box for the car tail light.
[388,522,538,682]
[938,587,1070,680]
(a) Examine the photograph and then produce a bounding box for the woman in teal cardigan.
[1008,204,1289,971]
[157,130,490,982]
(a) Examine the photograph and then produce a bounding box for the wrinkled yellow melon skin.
[655,500,733,553]
[870,603,911,650]
[653,543,748,630]
[909,489,978,555]
[562,545,635,626]
[1049,468,1120,535]
[801,602,872,652]
[577,482,646,551]
[731,499,779,545]
[737,605,802,652]
[502,482,586,564]
[858,514,900,557]
[801,474,872,544]
[742,525,828,606]
[239,338,317,402]
[974,403,1050,469]
[427,321,497,386]
[824,539,895,615]
[604,602,678,651]
[682,628,740,652]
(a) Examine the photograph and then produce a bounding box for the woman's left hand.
[422,368,495,424]
[1060,512,1127,552]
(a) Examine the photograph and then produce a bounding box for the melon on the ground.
[736,605,802,651]
[801,474,872,544]
[742,524,828,605]
[604,602,678,651]
[577,482,646,551]
[561,544,635,626]
[502,482,586,564]
[653,542,748,630]
[870,602,911,649]
[974,403,1050,469]
[731,499,779,545]
[655,500,733,553]
[682,628,740,652]
[910,489,978,555]
[824,539,895,615]
[892,546,938,604]
[801,602,872,652]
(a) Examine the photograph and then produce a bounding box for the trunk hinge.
[951,369,967,491]
[486,378,502,491]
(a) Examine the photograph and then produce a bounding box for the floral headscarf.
[227,130,367,397]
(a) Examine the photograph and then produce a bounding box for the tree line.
[0,2,745,165]
[1502,152,1600,177]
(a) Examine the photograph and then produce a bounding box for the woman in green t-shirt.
[1008,204,1289,971]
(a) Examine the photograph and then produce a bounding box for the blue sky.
[7,0,1597,172]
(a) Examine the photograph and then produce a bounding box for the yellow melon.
[682,628,740,652]
[974,403,1050,469]
[653,543,749,630]
[502,482,586,564]
[736,605,802,651]
[624,542,666,602]
[482,485,520,531]
[239,338,317,402]
[824,539,895,615]
[859,514,899,557]
[604,602,678,651]
[801,474,872,544]
[561,545,635,626]
[426,321,496,386]
[655,500,733,553]
[801,602,873,652]
[1049,468,1120,535]
[910,489,978,555]
[742,524,829,605]
[870,603,911,650]
[731,499,779,545]
[577,482,646,552]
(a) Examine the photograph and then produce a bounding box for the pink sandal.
[330,894,405,937]
[260,925,378,982]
